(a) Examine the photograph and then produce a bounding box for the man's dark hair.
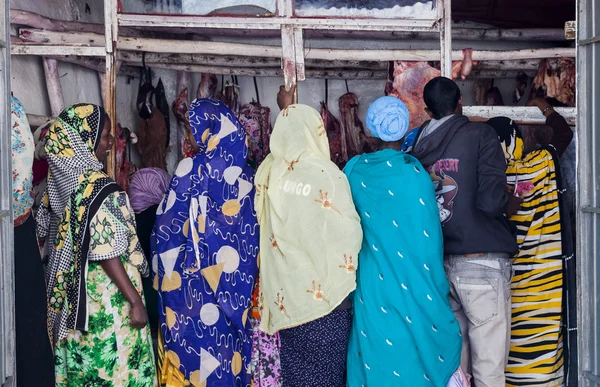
[423,77,461,119]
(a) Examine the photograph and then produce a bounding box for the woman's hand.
[277,84,296,111]
[130,302,149,329]
[505,195,523,217]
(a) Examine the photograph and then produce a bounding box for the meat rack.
[9,0,576,179]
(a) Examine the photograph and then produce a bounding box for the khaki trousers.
[444,255,512,387]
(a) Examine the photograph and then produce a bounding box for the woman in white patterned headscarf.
[36,103,157,386]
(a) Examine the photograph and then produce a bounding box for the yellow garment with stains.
[254,104,362,334]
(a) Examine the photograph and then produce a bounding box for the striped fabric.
[505,147,564,387]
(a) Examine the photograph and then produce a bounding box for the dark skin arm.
[99,258,148,329]
[277,84,296,110]
[95,118,147,329]
[528,98,574,157]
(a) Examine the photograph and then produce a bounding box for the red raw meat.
[388,49,476,129]
[338,92,376,158]
[115,123,137,191]
[513,72,529,104]
[530,58,575,107]
[320,102,345,169]
[172,88,189,127]
[136,107,168,171]
[218,82,240,116]
[197,73,218,99]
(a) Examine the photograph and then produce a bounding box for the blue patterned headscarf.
[151,99,259,386]
[366,96,410,142]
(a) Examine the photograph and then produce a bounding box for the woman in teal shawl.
[345,96,465,387]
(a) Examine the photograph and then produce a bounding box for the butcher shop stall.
[2,0,597,385]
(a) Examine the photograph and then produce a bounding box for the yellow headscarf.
[255,104,362,334]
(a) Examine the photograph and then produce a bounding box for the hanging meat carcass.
[474,79,493,105]
[513,72,529,104]
[338,92,376,158]
[219,81,241,116]
[387,49,475,129]
[115,123,137,191]
[530,58,575,107]
[136,107,168,171]
[197,73,218,99]
[320,101,345,169]
[172,87,189,127]
[239,102,272,170]
[485,87,505,106]
[154,78,170,149]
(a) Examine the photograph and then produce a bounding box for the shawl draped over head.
[35,104,121,346]
[487,116,524,162]
[486,116,566,386]
[344,148,461,387]
[254,104,362,335]
[366,96,410,142]
[151,99,258,387]
[128,167,171,214]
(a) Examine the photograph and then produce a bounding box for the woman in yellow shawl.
[254,87,362,387]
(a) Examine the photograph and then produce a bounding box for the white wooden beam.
[439,0,452,78]
[464,106,576,126]
[42,58,64,116]
[281,25,296,91]
[10,44,105,56]
[294,27,305,82]
[276,0,293,17]
[117,14,438,32]
[115,36,576,61]
[104,0,118,178]
[19,28,103,46]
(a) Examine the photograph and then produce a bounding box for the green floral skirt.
[55,261,158,387]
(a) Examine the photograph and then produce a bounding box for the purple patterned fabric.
[250,317,283,387]
[127,167,170,214]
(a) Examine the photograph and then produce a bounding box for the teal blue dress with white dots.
[345,149,461,387]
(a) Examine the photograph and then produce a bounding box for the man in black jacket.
[411,77,520,387]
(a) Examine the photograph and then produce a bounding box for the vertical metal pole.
[576,0,597,385]
[439,0,452,78]
[0,0,15,385]
[104,0,118,179]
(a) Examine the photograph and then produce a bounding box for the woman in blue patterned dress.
[152,99,259,387]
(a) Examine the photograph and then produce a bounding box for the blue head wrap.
[366,96,410,142]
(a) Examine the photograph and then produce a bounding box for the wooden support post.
[281,25,297,93]
[104,0,117,179]
[439,0,452,78]
[98,72,106,107]
[42,57,64,116]
[294,27,305,82]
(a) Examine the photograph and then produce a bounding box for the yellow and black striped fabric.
[505,148,564,387]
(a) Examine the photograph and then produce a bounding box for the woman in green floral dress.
[36,104,157,387]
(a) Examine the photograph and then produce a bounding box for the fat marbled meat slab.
[387,49,474,129]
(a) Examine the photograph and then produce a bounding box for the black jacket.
[411,115,518,256]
